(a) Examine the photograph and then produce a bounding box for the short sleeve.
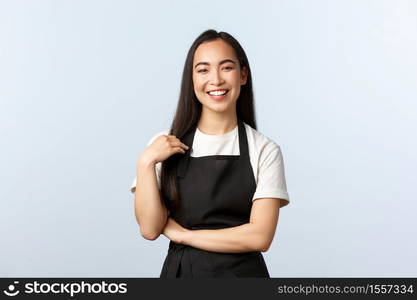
[130,163,162,193]
[130,130,168,193]
[252,142,290,208]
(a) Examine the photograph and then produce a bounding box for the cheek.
[227,73,241,85]
[229,78,241,92]
[192,77,204,92]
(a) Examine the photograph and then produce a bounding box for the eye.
[197,69,208,73]
[223,66,234,70]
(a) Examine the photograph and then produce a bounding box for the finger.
[169,137,189,149]
[172,146,186,154]
[169,140,189,150]
[180,142,190,150]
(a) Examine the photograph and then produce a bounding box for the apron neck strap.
[177,119,248,178]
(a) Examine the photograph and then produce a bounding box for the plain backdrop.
[1,0,416,277]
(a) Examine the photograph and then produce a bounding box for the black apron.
[160,119,270,278]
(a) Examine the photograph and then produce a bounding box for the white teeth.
[208,90,227,96]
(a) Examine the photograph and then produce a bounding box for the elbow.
[140,228,161,241]
[135,215,165,241]
[141,232,160,241]
[256,237,272,253]
[259,243,271,253]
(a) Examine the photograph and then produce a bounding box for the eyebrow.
[194,59,236,69]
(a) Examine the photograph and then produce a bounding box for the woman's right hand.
[138,135,189,166]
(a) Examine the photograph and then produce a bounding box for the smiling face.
[192,39,247,115]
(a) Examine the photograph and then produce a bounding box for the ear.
[240,66,248,85]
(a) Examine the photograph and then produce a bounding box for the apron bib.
[160,119,270,278]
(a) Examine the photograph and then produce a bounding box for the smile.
[206,89,229,101]
[207,89,229,96]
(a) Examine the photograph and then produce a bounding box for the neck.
[197,108,238,135]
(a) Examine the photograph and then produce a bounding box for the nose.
[208,69,224,86]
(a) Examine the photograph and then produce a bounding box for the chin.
[197,95,237,113]
[205,103,234,114]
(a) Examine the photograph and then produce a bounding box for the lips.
[206,89,229,96]
[206,89,229,101]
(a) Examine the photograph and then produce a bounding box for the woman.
[131,29,290,278]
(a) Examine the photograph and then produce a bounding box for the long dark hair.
[160,29,257,212]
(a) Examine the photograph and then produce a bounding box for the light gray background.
[1,0,416,277]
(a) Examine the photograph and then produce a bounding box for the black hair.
[160,29,257,211]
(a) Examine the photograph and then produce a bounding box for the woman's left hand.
[162,218,190,244]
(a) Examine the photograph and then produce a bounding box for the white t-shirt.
[131,122,290,207]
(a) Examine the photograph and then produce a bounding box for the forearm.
[182,223,270,253]
[135,159,167,240]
